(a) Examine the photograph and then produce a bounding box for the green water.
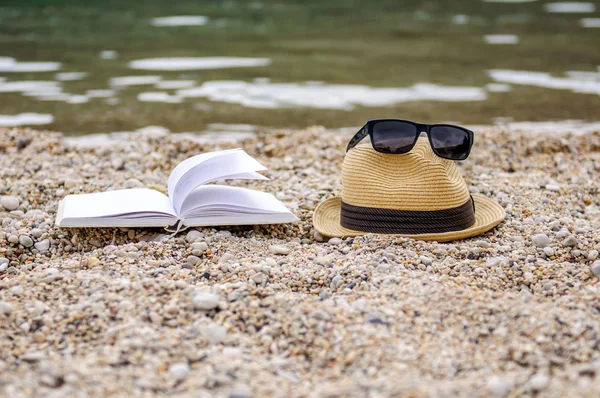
[0,0,599,135]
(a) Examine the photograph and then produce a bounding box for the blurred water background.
[0,0,599,135]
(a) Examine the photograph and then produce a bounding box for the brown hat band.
[340,198,476,234]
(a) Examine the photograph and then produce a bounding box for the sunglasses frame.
[347,119,474,161]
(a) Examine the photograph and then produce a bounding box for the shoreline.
[61,120,600,149]
[1,125,600,397]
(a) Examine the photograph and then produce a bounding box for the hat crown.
[342,138,471,211]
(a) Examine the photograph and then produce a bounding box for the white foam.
[154,80,196,89]
[0,81,61,93]
[100,50,118,59]
[580,18,600,27]
[34,94,72,102]
[86,89,117,98]
[177,80,487,110]
[55,72,88,81]
[138,92,183,103]
[66,95,89,104]
[151,16,209,27]
[486,83,512,92]
[484,34,519,44]
[109,76,163,86]
[0,57,61,72]
[452,15,470,24]
[129,57,271,71]
[0,113,54,126]
[21,86,64,97]
[483,0,538,2]
[544,2,596,13]
[487,69,600,94]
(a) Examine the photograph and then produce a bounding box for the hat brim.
[313,194,505,242]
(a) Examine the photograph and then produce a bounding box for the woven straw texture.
[313,139,505,241]
[314,194,504,242]
[342,139,470,210]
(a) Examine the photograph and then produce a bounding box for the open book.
[55,149,298,228]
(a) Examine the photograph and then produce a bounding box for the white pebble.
[0,196,19,211]
[0,301,14,315]
[487,376,512,397]
[168,362,190,381]
[328,238,343,245]
[562,236,578,247]
[475,240,491,248]
[269,245,289,255]
[588,250,598,260]
[591,261,600,278]
[186,230,202,243]
[192,293,220,311]
[187,255,200,266]
[531,233,550,248]
[19,235,34,247]
[419,256,432,266]
[191,241,208,252]
[200,323,227,345]
[529,372,550,391]
[34,239,50,252]
[543,247,554,257]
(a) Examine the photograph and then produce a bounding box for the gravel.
[1,126,600,397]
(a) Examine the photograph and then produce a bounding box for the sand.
[1,125,599,397]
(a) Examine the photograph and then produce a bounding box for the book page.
[170,150,268,214]
[180,185,295,219]
[58,188,176,220]
[167,148,241,199]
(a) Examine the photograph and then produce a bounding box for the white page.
[183,212,298,227]
[180,185,293,218]
[167,148,241,199]
[59,188,176,220]
[171,151,268,214]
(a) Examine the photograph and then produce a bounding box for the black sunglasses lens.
[372,121,418,153]
[429,126,471,160]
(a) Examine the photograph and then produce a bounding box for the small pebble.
[419,256,432,266]
[168,362,190,381]
[475,240,491,248]
[531,233,550,248]
[328,238,343,245]
[543,246,554,257]
[528,372,550,392]
[562,236,578,248]
[186,230,202,243]
[591,261,600,278]
[192,293,220,311]
[0,196,19,211]
[187,255,200,267]
[34,239,50,252]
[191,241,208,252]
[18,235,34,248]
[269,245,289,255]
[486,376,511,397]
[0,302,13,315]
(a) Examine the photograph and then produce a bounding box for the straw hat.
[313,138,504,242]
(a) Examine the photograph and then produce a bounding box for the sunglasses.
[347,119,474,161]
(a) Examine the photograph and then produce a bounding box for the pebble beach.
[1,125,600,397]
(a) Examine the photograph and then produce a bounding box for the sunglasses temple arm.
[346,127,368,152]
